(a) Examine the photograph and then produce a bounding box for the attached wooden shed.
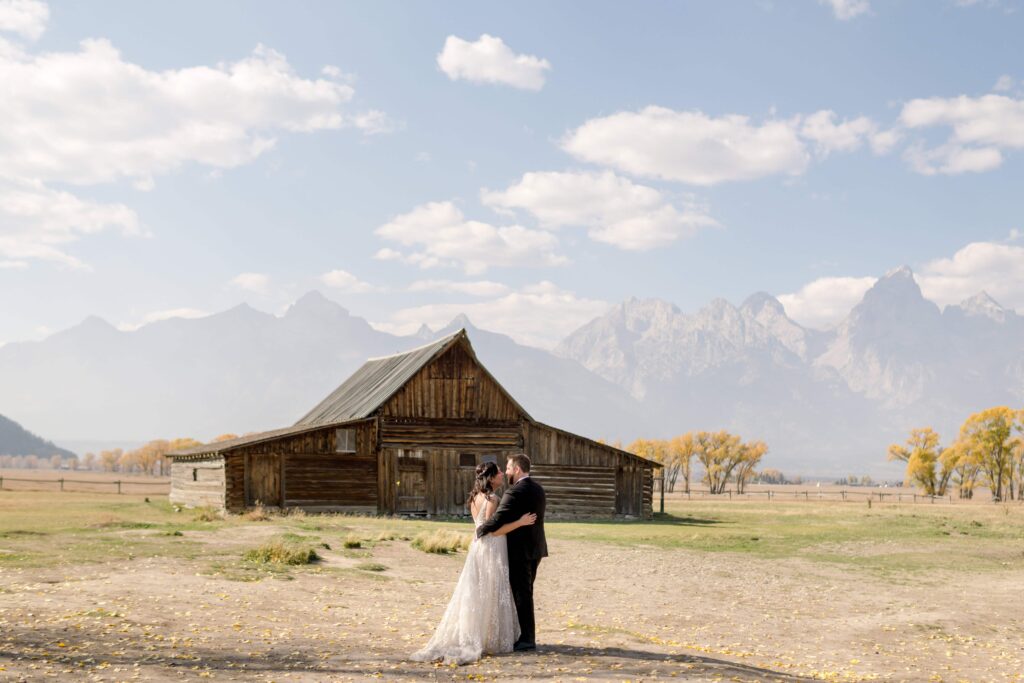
[169,330,658,519]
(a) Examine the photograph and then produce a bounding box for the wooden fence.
[0,475,170,495]
[651,477,972,512]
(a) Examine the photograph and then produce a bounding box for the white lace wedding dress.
[411,494,520,665]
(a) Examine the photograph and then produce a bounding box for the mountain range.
[1,266,1020,476]
[0,413,76,460]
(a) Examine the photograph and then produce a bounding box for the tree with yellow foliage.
[99,448,122,472]
[694,430,740,494]
[667,432,698,493]
[887,427,950,496]
[1009,434,1024,501]
[959,407,1018,501]
[733,440,768,494]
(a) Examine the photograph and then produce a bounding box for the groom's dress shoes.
[513,641,536,652]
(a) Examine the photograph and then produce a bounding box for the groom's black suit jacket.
[475,476,547,560]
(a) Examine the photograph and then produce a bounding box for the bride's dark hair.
[468,461,500,503]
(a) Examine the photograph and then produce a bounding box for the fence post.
[842,490,846,501]
[59,478,64,492]
[0,475,3,490]
[116,480,122,494]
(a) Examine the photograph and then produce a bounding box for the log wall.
[169,457,225,509]
[382,344,522,421]
[525,422,656,519]
[217,421,375,512]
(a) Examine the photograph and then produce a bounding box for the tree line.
[888,407,1024,501]
[0,434,243,476]
[621,431,768,494]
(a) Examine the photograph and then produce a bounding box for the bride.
[411,461,537,665]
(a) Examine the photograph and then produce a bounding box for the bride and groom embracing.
[412,453,547,665]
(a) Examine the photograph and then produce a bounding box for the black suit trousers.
[508,553,541,645]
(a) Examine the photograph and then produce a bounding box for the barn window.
[192,468,198,481]
[335,428,356,453]
[481,454,498,465]
[459,453,475,468]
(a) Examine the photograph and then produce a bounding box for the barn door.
[247,453,282,506]
[397,450,427,514]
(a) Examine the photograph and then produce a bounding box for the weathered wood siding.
[525,422,655,519]
[380,420,521,449]
[382,343,522,421]
[170,457,225,509]
[379,446,521,516]
[215,421,375,512]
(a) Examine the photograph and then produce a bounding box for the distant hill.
[0,414,77,459]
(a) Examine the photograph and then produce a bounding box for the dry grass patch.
[355,561,387,572]
[411,529,472,554]
[242,504,271,522]
[243,540,320,565]
[193,507,223,522]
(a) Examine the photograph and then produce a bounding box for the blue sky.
[1,0,1023,348]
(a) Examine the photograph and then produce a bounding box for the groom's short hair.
[507,453,531,472]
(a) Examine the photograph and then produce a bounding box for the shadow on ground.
[1,624,807,681]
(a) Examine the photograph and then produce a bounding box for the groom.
[476,452,547,651]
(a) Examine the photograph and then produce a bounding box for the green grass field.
[2,490,1022,576]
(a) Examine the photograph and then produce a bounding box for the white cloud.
[562,106,812,186]
[868,127,902,155]
[917,241,1024,310]
[0,178,140,269]
[229,272,270,294]
[778,276,878,329]
[374,201,567,275]
[903,142,1003,175]
[375,281,610,349]
[800,110,880,156]
[993,74,1015,92]
[408,279,510,297]
[0,0,48,40]
[819,0,870,20]
[0,32,380,268]
[437,34,550,91]
[319,269,374,292]
[482,170,718,250]
[0,41,357,186]
[117,307,209,332]
[899,93,1024,174]
[349,109,400,135]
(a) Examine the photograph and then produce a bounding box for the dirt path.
[2,531,1023,682]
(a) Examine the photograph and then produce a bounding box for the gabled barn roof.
[295,328,530,426]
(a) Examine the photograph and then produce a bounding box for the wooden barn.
[169,330,658,519]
